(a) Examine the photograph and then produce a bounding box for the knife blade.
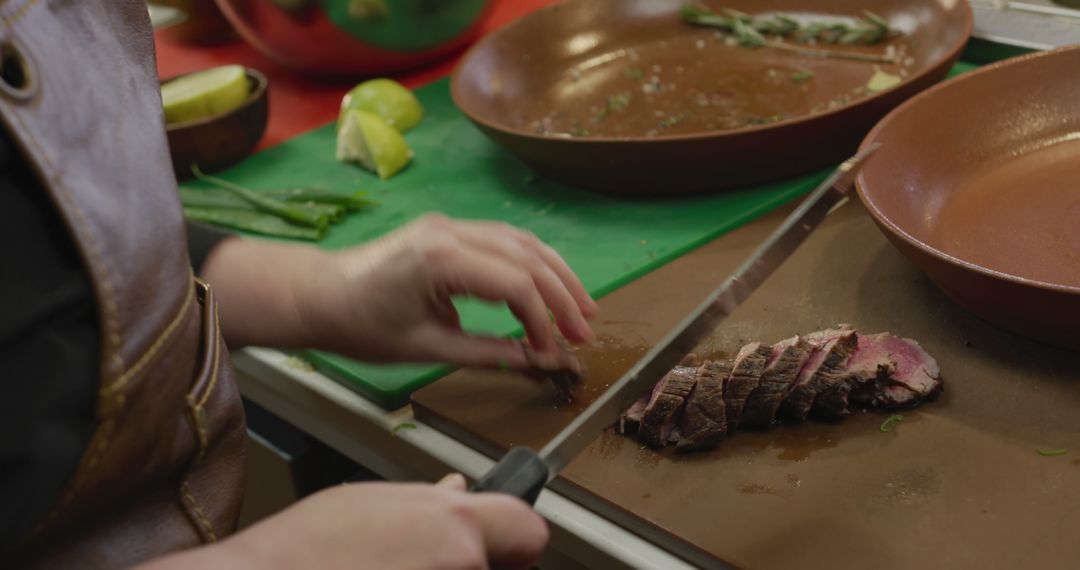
[471,144,880,504]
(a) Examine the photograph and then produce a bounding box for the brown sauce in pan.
[522,32,912,138]
[931,138,1080,288]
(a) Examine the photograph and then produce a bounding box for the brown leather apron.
[0,1,246,566]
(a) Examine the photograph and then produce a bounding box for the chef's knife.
[471,144,880,504]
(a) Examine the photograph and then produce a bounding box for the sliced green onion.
[263,187,377,210]
[179,187,346,221]
[184,207,325,241]
[192,166,328,229]
[392,422,417,435]
[879,414,903,432]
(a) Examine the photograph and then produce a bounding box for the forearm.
[192,214,595,367]
[197,237,339,349]
[135,538,255,569]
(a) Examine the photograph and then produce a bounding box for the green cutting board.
[186,78,832,408]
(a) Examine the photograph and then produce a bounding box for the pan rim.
[449,0,974,145]
[856,45,1080,297]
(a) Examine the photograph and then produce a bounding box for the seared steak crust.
[677,360,731,451]
[523,341,585,403]
[813,333,896,420]
[618,395,650,435]
[639,367,697,447]
[723,342,773,428]
[780,329,858,421]
[741,336,810,428]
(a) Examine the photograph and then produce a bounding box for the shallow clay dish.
[165,67,268,180]
[452,0,971,195]
[857,46,1080,351]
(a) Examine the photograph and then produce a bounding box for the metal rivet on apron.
[0,39,37,101]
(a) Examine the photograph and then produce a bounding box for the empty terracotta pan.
[451,0,971,195]
[857,46,1080,351]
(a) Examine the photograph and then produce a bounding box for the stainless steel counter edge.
[233,347,696,570]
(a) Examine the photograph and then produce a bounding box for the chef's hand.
[141,474,548,570]
[200,214,597,367]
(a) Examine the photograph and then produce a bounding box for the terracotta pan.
[857,46,1080,351]
[451,0,971,195]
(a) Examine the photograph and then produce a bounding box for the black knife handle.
[470,447,548,505]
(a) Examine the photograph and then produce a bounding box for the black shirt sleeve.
[0,129,99,542]
[0,127,229,543]
[186,221,230,274]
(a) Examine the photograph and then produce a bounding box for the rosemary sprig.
[682,5,897,63]
[763,41,897,64]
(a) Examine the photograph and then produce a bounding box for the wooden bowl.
[857,47,1080,351]
[451,0,971,195]
[165,67,268,180]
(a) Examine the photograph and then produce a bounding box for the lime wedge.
[339,78,423,132]
[162,65,249,125]
[336,109,413,179]
[866,69,902,93]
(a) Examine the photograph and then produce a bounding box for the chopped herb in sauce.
[1036,448,1068,457]
[748,114,786,125]
[791,70,814,82]
[879,414,903,432]
[658,113,686,129]
[624,67,645,81]
[592,92,631,123]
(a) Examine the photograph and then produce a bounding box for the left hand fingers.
[431,246,558,355]
[449,222,596,343]
[431,293,461,331]
[409,324,529,368]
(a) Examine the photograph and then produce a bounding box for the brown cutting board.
[411,201,1080,569]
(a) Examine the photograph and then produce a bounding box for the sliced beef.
[812,333,896,420]
[740,336,811,428]
[618,394,650,435]
[679,353,702,367]
[638,366,697,447]
[723,342,773,429]
[850,334,943,409]
[676,360,731,451]
[617,326,943,450]
[523,341,585,403]
[779,328,858,420]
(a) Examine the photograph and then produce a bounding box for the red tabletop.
[154,0,553,150]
